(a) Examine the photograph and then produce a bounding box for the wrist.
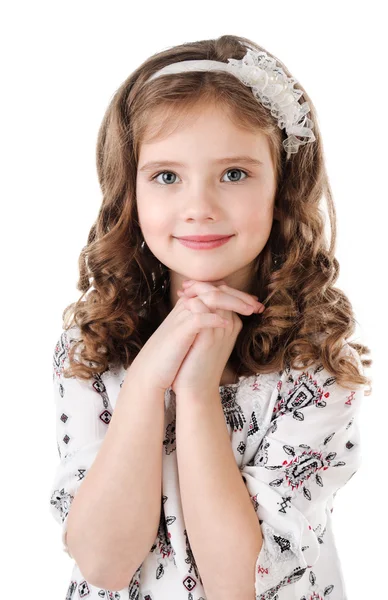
[175,386,221,404]
[123,370,167,402]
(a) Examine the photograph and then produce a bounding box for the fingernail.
[182,280,194,287]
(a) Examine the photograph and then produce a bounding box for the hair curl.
[60,33,372,396]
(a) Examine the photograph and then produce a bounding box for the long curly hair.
[60,33,372,395]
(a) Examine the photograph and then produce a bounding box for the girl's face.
[136,103,277,306]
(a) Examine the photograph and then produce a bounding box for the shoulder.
[277,339,365,415]
[285,338,364,384]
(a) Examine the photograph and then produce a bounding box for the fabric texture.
[49,324,364,599]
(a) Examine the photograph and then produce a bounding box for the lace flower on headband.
[146,48,316,159]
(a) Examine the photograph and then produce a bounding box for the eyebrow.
[139,155,264,172]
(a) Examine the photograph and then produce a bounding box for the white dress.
[49,325,364,599]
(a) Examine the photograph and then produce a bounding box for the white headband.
[145,48,316,160]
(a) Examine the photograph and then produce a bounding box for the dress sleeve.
[49,327,111,559]
[239,342,364,597]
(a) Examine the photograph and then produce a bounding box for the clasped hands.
[171,279,265,397]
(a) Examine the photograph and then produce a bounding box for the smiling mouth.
[175,236,234,250]
[175,235,234,242]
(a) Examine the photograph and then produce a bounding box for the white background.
[1,1,384,598]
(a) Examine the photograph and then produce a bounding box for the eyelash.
[150,168,250,186]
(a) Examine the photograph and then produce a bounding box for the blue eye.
[151,171,179,185]
[222,169,249,183]
[150,168,249,186]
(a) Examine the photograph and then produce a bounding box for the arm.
[49,328,165,590]
[175,389,263,600]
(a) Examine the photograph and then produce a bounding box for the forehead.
[138,102,271,161]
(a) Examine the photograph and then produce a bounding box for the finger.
[182,284,263,313]
[182,297,230,327]
[187,312,230,329]
[183,294,230,320]
[183,289,258,316]
[181,280,263,310]
[218,284,265,310]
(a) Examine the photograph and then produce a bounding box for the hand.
[126,287,232,394]
[171,280,265,397]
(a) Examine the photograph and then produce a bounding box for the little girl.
[50,34,372,600]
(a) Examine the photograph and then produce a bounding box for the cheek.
[137,199,169,236]
[235,209,274,256]
[241,204,274,235]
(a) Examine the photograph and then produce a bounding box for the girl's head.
[63,34,371,394]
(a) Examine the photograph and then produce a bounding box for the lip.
[175,236,234,250]
[175,235,234,242]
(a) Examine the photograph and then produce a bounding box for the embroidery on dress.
[50,487,73,525]
[261,521,299,565]
[220,386,247,431]
[53,331,72,380]
[256,565,307,600]
[126,564,142,599]
[272,367,328,422]
[163,417,177,455]
[183,528,202,589]
[149,498,176,580]
[65,580,77,599]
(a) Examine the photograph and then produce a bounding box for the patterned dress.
[50,325,364,599]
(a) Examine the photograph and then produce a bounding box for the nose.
[181,183,221,219]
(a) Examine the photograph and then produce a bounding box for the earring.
[272,253,282,269]
[139,238,168,292]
